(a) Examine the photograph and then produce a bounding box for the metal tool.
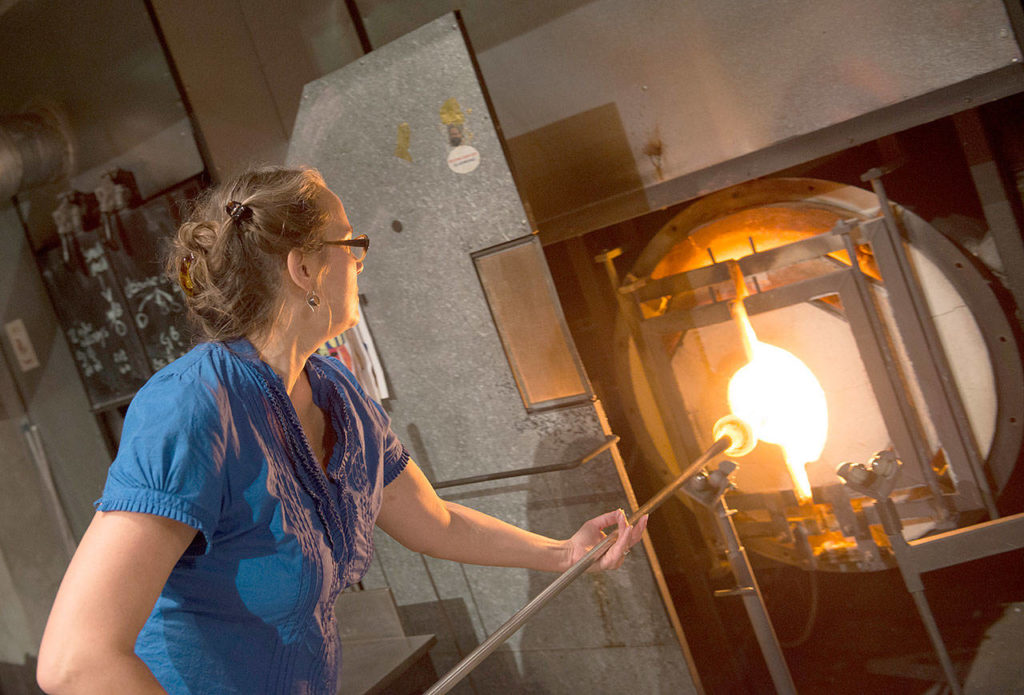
[424,416,754,695]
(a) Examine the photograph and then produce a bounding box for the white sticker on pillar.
[447,145,480,174]
[4,319,40,372]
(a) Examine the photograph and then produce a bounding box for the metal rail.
[430,435,619,490]
[424,434,733,694]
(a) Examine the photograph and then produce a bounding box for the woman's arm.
[37,511,196,694]
[376,460,646,572]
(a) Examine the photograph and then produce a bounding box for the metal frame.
[613,195,1011,521]
[863,171,995,515]
[598,247,703,471]
[840,455,1024,694]
[620,237,944,507]
[616,180,1024,499]
[895,213,1024,495]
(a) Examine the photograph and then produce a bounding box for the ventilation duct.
[0,107,72,199]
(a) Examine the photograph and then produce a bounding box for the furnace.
[541,157,1024,692]
[609,176,1023,574]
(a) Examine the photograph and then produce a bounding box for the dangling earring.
[306,289,320,312]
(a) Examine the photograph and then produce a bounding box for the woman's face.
[315,187,363,338]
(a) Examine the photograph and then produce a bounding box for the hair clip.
[178,252,196,297]
[225,201,254,225]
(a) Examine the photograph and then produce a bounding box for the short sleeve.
[357,383,409,487]
[95,369,228,554]
[312,354,409,487]
[382,431,410,487]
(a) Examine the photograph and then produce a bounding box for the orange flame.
[726,265,828,502]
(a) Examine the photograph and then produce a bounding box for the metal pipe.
[425,434,733,695]
[21,421,77,559]
[432,435,619,490]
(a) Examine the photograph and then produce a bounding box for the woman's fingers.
[587,509,624,535]
[599,509,632,570]
[632,514,649,545]
[575,509,649,571]
[610,513,649,569]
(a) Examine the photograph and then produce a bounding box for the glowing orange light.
[726,264,828,503]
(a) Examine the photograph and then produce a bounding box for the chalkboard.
[103,188,197,371]
[41,238,152,410]
[39,180,200,410]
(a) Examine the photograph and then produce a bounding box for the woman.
[37,166,646,694]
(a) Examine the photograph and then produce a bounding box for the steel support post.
[870,498,962,695]
[709,490,798,695]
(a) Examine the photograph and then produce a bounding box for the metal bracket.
[838,450,1024,695]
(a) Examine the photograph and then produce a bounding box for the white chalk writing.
[74,348,102,377]
[152,325,186,370]
[112,348,132,374]
[126,275,184,328]
[83,244,109,276]
[67,321,109,378]
[67,321,109,349]
[99,287,128,336]
[124,275,162,299]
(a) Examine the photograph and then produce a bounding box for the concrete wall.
[0,202,112,663]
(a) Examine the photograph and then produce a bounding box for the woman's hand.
[379,462,649,574]
[562,509,648,572]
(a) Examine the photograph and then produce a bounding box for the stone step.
[335,587,438,695]
[337,635,437,695]
[336,587,405,641]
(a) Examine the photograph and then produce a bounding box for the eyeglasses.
[323,234,369,262]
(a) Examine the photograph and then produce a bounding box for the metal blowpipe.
[424,416,754,695]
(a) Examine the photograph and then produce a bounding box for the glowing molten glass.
[728,339,829,503]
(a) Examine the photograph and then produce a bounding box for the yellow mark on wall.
[439,98,465,126]
[394,122,412,162]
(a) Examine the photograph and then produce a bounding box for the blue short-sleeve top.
[96,339,409,694]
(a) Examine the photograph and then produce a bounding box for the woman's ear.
[285,248,314,291]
